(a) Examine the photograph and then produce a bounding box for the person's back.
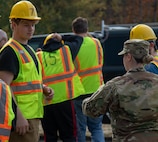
[82,39,158,142]
[74,36,103,93]
[37,34,85,142]
[109,70,158,139]
[37,35,85,104]
[72,17,105,142]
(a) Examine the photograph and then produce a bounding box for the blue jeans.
[74,99,105,142]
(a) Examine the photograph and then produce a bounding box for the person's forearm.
[82,85,106,117]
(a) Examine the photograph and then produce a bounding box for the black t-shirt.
[62,35,83,60]
[0,44,39,80]
[42,35,83,61]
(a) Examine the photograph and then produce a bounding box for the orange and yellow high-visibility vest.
[3,38,43,119]
[37,45,85,105]
[74,37,104,94]
[0,79,14,142]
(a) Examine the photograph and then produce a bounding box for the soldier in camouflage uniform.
[82,39,158,142]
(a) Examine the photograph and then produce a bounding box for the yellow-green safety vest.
[37,45,85,105]
[3,38,43,119]
[0,79,14,142]
[74,37,104,94]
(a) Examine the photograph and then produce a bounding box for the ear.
[150,42,155,47]
[149,42,155,54]
[10,21,17,31]
[10,23,13,30]
[126,53,133,61]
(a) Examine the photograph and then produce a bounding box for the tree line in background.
[0,0,158,36]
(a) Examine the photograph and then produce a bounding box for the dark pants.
[11,98,17,131]
[41,100,77,142]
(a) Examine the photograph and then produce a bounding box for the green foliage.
[0,0,17,37]
[0,0,158,35]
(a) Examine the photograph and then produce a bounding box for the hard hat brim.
[9,16,41,21]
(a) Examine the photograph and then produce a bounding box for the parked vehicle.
[29,22,158,83]
[28,22,158,124]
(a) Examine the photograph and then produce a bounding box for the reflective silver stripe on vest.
[43,46,74,98]
[61,46,74,99]
[68,80,73,98]
[0,83,6,124]
[62,46,70,71]
[43,46,76,84]
[11,41,30,63]
[11,82,42,93]
[92,38,102,65]
[78,66,102,76]
[0,83,11,137]
[77,39,102,76]
[0,128,10,137]
[43,70,76,84]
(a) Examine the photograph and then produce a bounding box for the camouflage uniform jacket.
[82,67,158,141]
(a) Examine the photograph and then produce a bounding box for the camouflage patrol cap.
[118,39,150,58]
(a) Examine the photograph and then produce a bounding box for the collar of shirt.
[128,67,145,73]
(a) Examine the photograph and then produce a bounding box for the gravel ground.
[38,123,112,142]
[38,137,112,142]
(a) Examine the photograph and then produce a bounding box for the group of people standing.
[37,17,105,141]
[1,0,158,142]
[0,0,104,142]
